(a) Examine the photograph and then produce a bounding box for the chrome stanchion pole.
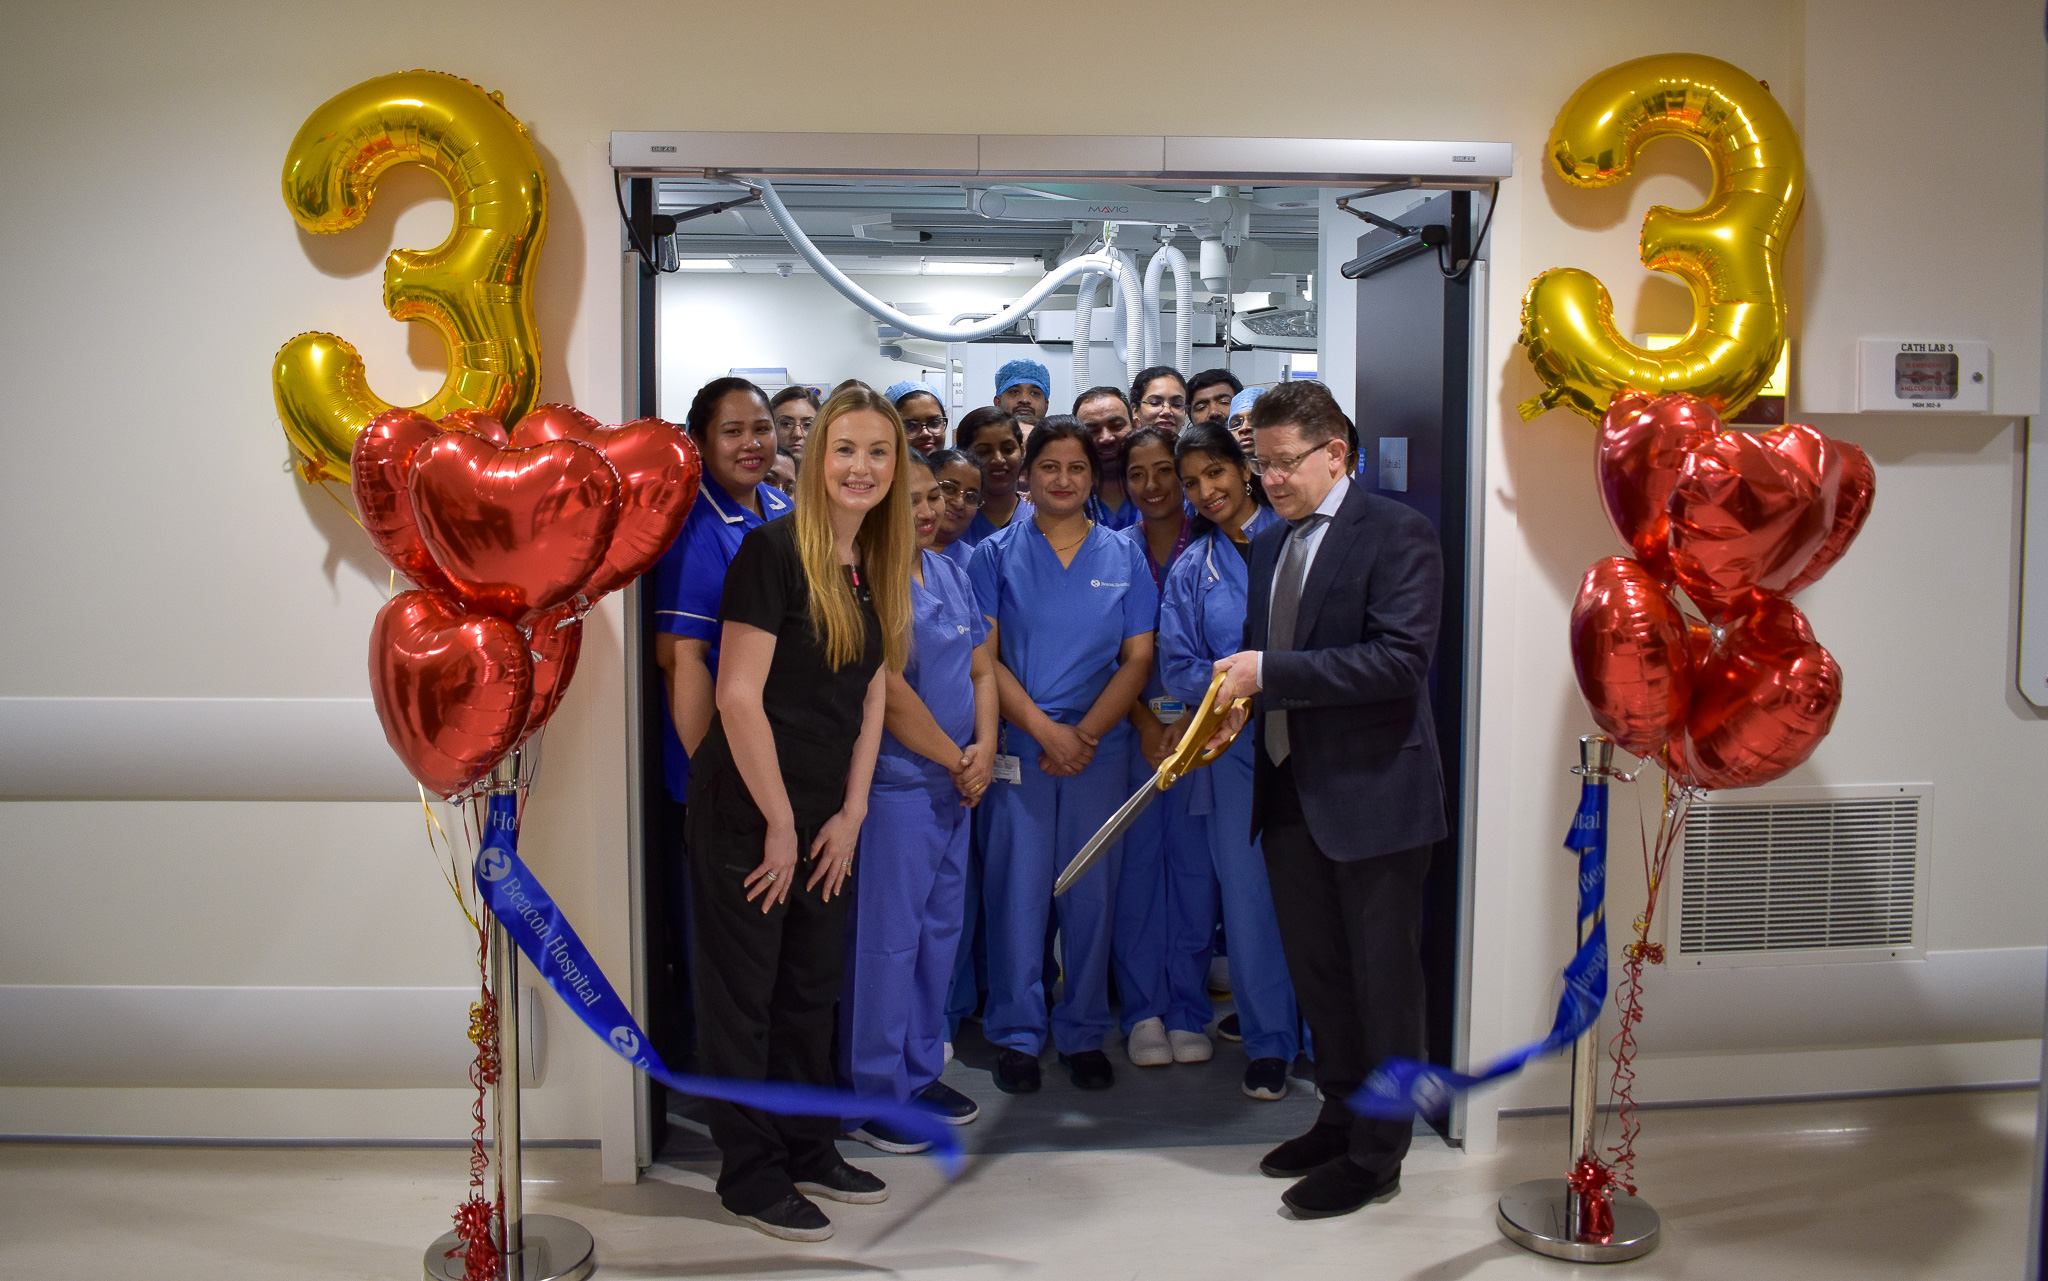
[1496,736,1660,1264]
[426,755,597,1281]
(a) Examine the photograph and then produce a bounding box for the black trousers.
[687,803,851,1215]
[1262,760,1431,1180]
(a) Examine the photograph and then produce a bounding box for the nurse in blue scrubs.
[1156,418,1300,1102]
[841,452,999,1152]
[1110,426,1217,1070]
[969,418,1157,1094]
[653,376,793,802]
[954,407,1030,546]
[927,448,983,571]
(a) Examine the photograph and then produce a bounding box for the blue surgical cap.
[995,358,1051,395]
[885,380,939,406]
[1229,385,1267,418]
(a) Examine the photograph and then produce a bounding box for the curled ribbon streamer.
[1352,776,1609,1120]
[470,792,963,1173]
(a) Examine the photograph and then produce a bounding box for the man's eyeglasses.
[1247,439,1340,477]
[937,481,982,508]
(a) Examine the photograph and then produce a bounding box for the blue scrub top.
[1118,520,1197,710]
[936,539,974,571]
[650,478,793,801]
[970,517,1157,725]
[962,497,1033,547]
[1087,491,1141,531]
[874,550,990,793]
[1157,508,1279,706]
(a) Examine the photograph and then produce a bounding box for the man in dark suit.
[1208,379,1447,1219]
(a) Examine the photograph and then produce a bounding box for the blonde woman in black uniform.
[686,385,915,1242]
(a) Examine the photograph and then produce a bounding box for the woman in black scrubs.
[686,385,915,1242]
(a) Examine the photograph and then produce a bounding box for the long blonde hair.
[792,386,914,672]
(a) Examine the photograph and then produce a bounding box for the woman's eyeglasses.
[937,481,982,508]
[902,415,950,434]
[1139,396,1187,411]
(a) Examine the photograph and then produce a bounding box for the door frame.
[612,131,1509,1168]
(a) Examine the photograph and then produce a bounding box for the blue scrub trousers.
[944,809,988,1038]
[1112,748,1218,1036]
[842,783,972,1105]
[1206,735,1299,1063]
[981,725,1129,1057]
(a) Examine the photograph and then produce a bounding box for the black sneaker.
[1216,1012,1243,1042]
[846,1118,931,1155]
[733,1191,833,1241]
[796,1161,889,1204]
[1058,1049,1115,1090]
[915,1079,981,1124]
[994,1048,1041,1094]
[1242,1057,1289,1101]
[1259,1121,1349,1178]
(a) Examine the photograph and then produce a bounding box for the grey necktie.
[1265,514,1327,766]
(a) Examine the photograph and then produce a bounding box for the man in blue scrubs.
[992,358,1049,428]
[1075,387,1142,530]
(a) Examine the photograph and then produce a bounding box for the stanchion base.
[423,1214,598,1281]
[1497,1178,1659,1264]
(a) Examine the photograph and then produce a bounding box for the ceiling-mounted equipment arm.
[750,178,1116,343]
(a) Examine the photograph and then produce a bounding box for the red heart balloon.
[1570,556,1693,756]
[435,409,511,446]
[1595,391,1721,582]
[1663,598,1841,790]
[1783,439,1875,597]
[369,590,534,797]
[350,410,457,596]
[516,603,583,746]
[1665,424,1838,622]
[409,433,621,624]
[511,405,702,599]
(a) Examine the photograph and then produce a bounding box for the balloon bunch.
[352,404,701,796]
[1570,390,1875,788]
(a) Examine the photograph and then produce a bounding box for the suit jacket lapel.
[1292,485,1371,642]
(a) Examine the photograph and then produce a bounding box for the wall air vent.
[1672,784,1931,968]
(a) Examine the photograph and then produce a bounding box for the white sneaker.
[1168,1029,1213,1063]
[1126,1017,1172,1066]
[944,1041,954,1065]
[1207,955,1233,996]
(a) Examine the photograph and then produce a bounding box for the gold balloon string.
[420,783,479,932]
[313,477,364,530]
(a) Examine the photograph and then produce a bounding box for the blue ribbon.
[472,792,962,1174]
[1349,778,1609,1121]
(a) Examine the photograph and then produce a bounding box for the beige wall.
[3,0,2043,1172]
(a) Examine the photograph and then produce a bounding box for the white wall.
[2,0,2042,1180]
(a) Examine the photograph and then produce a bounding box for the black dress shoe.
[1259,1121,1350,1178]
[795,1160,888,1204]
[1058,1049,1115,1090]
[994,1048,1041,1094]
[1242,1057,1289,1101]
[1281,1157,1399,1219]
[732,1191,833,1241]
[1216,1012,1243,1042]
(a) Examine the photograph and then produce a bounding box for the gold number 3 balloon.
[1518,53,1803,423]
[272,70,548,483]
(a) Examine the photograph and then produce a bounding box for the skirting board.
[0,1086,596,1143]
[1459,1039,2043,1155]
[0,986,544,1089]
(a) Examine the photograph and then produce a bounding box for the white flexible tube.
[1142,250,1166,366]
[1165,243,1193,375]
[1114,250,1143,385]
[754,179,1116,342]
[1072,270,1101,393]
